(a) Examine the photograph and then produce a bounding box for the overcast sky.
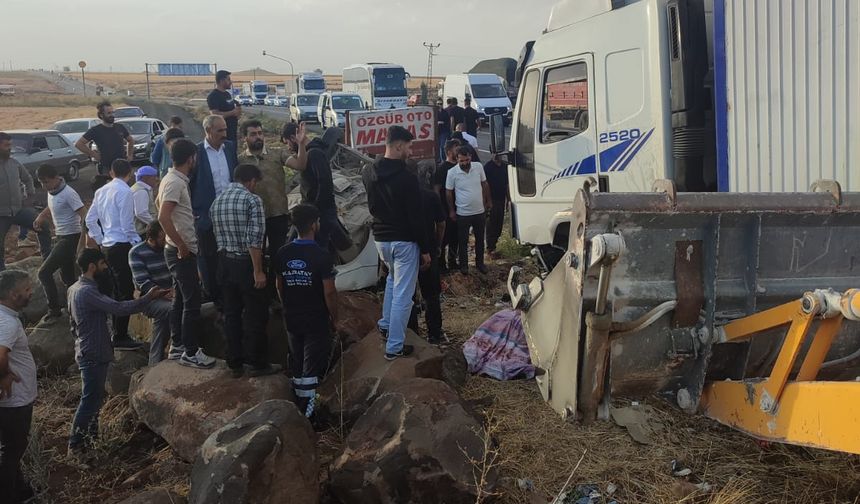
[2,0,558,75]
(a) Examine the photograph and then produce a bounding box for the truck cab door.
[510,55,598,246]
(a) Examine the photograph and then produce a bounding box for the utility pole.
[423,42,440,91]
[144,63,152,101]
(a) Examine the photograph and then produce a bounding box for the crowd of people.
[0,69,510,501]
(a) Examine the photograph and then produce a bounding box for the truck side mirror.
[489,114,507,155]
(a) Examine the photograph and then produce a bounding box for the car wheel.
[67,160,80,181]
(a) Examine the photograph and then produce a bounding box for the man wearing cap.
[131,166,159,239]
[207,70,242,144]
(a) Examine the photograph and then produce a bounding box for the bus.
[342,63,408,110]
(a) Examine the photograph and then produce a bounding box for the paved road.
[31,70,114,98]
[250,104,511,157]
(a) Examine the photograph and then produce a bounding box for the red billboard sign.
[346,106,437,160]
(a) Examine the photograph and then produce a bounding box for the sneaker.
[379,328,389,341]
[248,364,283,377]
[384,344,415,361]
[67,444,95,468]
[459,266,469,275]
[477,264,489,274]
[179,349,216,369]
[17,237,38,248]
[304,394,317,418]
[113,337,144,351]
[167,345,186,360]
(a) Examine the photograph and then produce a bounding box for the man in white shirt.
[455,123,479,149]
[0,270,37,502]
[130,165,159,237]
[84,159,143,350]
[445,146,492,275]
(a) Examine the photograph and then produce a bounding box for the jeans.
[217,254,269,369]
[486,200,506,252]
[144,298,176,365]
[196,228,220,305]
[438,131,450,162]
[165,246,201,355]
[408,255,443,340]
[457,212,486,270]
[69,361,109,448]
[376,241,420,354]
[0,403,33,502]
[0,208,52,271]
[103,242,135,341]
[38,233,79,312]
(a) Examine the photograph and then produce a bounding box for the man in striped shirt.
[129,221,179,365]
[210,164,280,378]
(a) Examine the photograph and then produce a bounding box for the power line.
[423,42,441,90]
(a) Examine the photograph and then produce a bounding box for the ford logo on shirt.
[288,259,307,269]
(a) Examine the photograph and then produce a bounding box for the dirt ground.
[0,71,65,94]
[1,106,98,130]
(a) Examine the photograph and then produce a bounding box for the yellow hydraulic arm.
[701,289,860,454]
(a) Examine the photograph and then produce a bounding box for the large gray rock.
[27,316,75,375]
[7,256,66,324]
[129,360,295,461]
[106,348,149,396]
[189,400,319,504]
[318,329,444,427]
[117,488,186,504]
[330,378,497,504]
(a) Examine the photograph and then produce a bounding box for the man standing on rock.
[207,70,241,145]
[0,132,52,272]
[0,270,37,503]
[276,204,338,416]
[434,139,461,272]
[32,164,86,325]
[240,120,306,289]
[363,126,430,361]
[409,163,446,344]
[85,159,144,350]
[158,138,217,369]
[446,146,491,275]
[67,248,167,460]
[192,115,238,306]
[75,101,134,176]
[210,164,281,378]
[129,221,179,365]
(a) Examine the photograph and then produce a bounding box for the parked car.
[264,95,278,106]
[116,118,167,162]
[7,129,88,181]
[317,92,365,129]
[290,93,319,123]
[51,118,100,144]
[275,95,288,107]
[237,95,254,106]
[113,106,146,118]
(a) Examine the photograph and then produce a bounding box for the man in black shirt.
[206,70,242,145]
[436,99,450,162]
[433,139,461,271]
[463,97,480,137]
[276,204,338,418]
[446,98,465,133]
[75,101,133,175]
[484,154,510,256]
[407,162,445,344]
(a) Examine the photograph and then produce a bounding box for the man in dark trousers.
[484,154,510,257]
[276,204,338,418]
[75,101,134,175]
[363,126,430,360]
[446,146,491,275]
[433,139,461,271]
[210,163,281,378]
[408,163,446,344]
[0,270,37,503]
[436,99,451,162]
[207,70,242,144]
[191,115,238,305]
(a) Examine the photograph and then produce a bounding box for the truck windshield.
[332,95,364,110]
[297,95,317,106]
[372,68,407,97]
[253,84,267,93]
[303,79,325,90]
[471,83,507,99]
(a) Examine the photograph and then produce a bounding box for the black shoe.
[113,337,143,351]
[380,328,389,341]
[477,264,489,274]
[229,366,245,378]
[459,266,469,275]
[248,364,283,377]
[385,344,415,361]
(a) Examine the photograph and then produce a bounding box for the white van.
[317,92,365,129]
[290,93,320,123]
[443,73,513,124]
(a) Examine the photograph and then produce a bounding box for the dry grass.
[0,106,99,130]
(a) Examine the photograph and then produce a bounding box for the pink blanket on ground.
[462,309,536,381]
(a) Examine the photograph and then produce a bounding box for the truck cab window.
[515,69,540,197]
[541,62,589,144]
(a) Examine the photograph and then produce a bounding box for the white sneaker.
[178,349,216,369]
[167,345,185,360]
